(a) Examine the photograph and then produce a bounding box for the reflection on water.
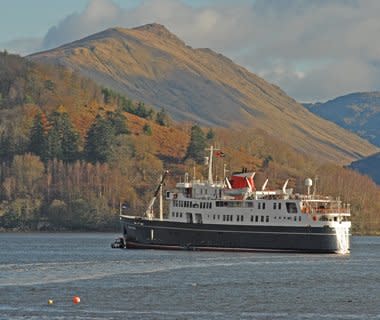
[0,233,379,319]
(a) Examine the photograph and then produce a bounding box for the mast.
[208,146,214,184]
[159,174,163,221]
[205,146,219,184]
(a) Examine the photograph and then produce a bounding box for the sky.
[1,0,379,102]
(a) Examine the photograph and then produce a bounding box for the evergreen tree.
[29,113,48,161]
[206,128,215,140]
[47,111,79,162]
[61,113,79,162]
[155,108,169,126]
[185,125,207,164]
[143,124,152,135]
[106,110,129,135]
[85,115,115,163]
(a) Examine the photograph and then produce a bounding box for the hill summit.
[28,23,378,163]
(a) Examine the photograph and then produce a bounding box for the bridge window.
[263,203,266,210]
[261,216,264,222]
[255,216,259,222]
[279,203,282,210]
[266,216,269,222]
[273,203,277,210]
[286,202,298,213]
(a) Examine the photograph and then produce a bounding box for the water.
[0,233,379,320]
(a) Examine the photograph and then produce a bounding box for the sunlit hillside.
[28,24,378,163]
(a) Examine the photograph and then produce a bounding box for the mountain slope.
[304,92,380,147]
[349,152,380,185]
[28,23,378,163]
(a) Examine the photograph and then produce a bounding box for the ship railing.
[302,207,350,215]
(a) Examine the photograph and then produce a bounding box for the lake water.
[0,233,379,320]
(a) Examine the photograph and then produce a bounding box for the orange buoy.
[72,296,81,304]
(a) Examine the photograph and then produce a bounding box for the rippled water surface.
[0,233,379,319]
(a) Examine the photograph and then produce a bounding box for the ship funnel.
[305,178,313,196]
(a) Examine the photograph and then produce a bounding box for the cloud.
[10,0,380,101]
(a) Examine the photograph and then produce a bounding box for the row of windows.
[172,212,183,218]
[171,212,302,223]
[173,200,212,209]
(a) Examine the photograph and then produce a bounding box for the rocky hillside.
[304,92,380,147]
[28,23,378,163]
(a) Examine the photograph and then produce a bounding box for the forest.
[0,52,379,234]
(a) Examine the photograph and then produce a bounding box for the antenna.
[313,176,318,198]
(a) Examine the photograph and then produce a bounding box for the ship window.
[237,215,240,222]
[172,212,175,217]
[258,203,261,209]
[261,216,264,222]
[223,215,226,221]
[241,215,244,222]
[278,203,282,210]
[213,214,215,220]
[266,216,269,222]
[189,201,192,208]
[230,215,233,221]
[180,213,183,218]
[294,216,297,221]
[273,203,277,210]
[210,203,212,209]
[334,216,338,222]
[255,216,259,222]
[176,212,178,217]
[286,202,298,213]
[298,216,301,221]
[247,202,254,208]
[217,215,220,220]
[251,216,253,222]
[263,203,266,210]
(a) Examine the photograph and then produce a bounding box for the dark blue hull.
[121,216,350,253]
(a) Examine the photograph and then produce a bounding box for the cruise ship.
[120,147,351,254]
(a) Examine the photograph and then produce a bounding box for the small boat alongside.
[120,147,351,254]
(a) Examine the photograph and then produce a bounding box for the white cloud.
[7,0,380,101]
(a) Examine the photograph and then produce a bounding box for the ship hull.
[120,216,350,253]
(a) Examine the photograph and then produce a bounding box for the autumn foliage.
[0,52,379,234]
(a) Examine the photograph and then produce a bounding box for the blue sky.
[1,0,379,102]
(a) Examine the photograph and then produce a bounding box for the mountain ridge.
[28,23,378,163]
[304,91,380,147]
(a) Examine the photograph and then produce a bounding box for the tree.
[206,128,215,140]
[47,110,79,162]
[85,115,115,163]
[29,113,48,161]
[185,125,207,164]
[106,110,129,135]
[155,108,170,126]
[143,124,152,135]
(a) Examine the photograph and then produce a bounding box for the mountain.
[304,92,380,147]
[28,23,378,163]
[349,152,380,185]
